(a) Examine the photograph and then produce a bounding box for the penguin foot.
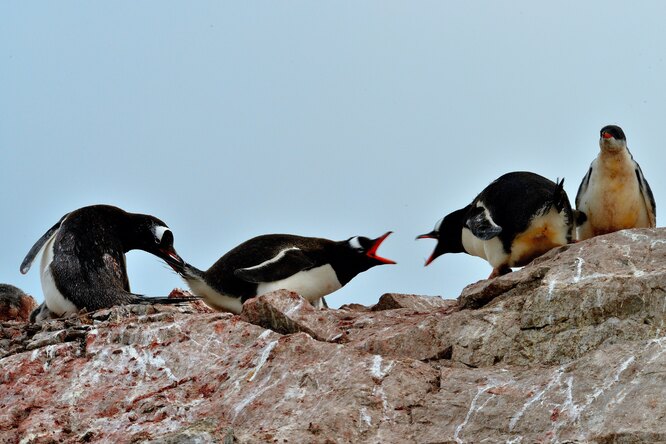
[29,302,58,323]
[488,265,512,279]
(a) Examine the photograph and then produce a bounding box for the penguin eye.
[152,226,169,244]
[348,237,365,251]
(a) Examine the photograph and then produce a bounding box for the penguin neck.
[597,146,633,176]
[446,206,470,254]
[328,243,373,287]
[120,215,155,253]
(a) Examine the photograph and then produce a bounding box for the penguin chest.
[257,264,342,303]
[461,228,508,269]
[509,208,570,267]
[583,159,647,234]
[40,234,78,316]
[185,277,244,314]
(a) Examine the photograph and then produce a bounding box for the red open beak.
[601,132,612,139]
[366,231,396,264]
[416,231,439,266]
[424,253,436,267]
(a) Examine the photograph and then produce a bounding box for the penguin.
[20,204,191,319]
[170,232,396,313]
[575,125,656,241]
[417,171,574,278]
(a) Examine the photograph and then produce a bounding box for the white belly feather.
[461,227,508,268]
[257,264,342,303]
[185,264,341,314]
[186,277,244,314]
[40,233,78,316]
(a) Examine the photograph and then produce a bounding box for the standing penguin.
[20,205,189,319]
[171,232,395,313]
[417,171,574,278]
[575,125,656,241]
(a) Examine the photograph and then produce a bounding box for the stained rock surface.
[1,228,665,443]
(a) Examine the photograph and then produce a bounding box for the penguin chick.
[576,125,656,241]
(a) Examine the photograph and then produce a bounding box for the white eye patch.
[152,226,169,242]
[348,237,363,251]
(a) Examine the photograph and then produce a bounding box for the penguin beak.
[416,231,442,266]
[601,132,613,139]
[423,252,437,267]
[159,248,185,272]
[366,231,396,264]
[416,231,438,240]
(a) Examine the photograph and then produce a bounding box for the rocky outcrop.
[1,228,665,443]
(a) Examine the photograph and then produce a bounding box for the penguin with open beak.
[418,171,574,278]
[171,232,395,313]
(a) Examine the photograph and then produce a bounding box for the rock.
[240,290,345,341]
[0,228,664,443]
[372,293,457,312]
[0,284,37,322]
[338,302,372,312]
[450,228,666,367]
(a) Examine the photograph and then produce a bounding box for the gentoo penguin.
[575,125,656,241]
[171,232,396,313]
[20,205,190,319]
[417,171,574,278]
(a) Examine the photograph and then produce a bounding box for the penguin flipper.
[20,213,70,274]
[635,164,657,226]
[466,206,502,240]
[575,166,592,210]
[234,248,315,283]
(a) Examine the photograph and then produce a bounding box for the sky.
[1,2,664,309]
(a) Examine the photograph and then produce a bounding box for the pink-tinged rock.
[1,228,665,443]
[240,290,345,341]
[372,293,458,312]
[0,306,438,443]
[241,291,456,361]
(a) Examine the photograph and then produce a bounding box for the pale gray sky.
[2,2,664,308]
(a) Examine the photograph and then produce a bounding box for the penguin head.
[599,125,627,153]
[416,207,468,266]
[128,216,185,271]
[344,231,396,269]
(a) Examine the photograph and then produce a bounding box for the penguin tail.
[136,294,201,306]
[552,178,568,213]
